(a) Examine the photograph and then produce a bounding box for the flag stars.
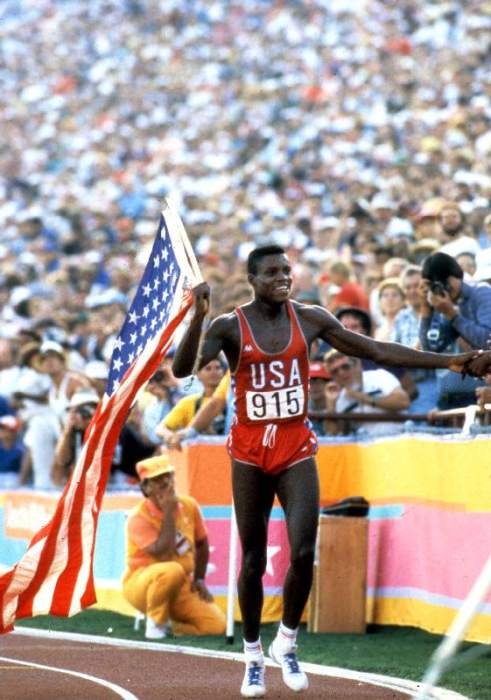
[152,298,159,310]
[150,318,158,330]
[128,310,139,324]
[161,248,169,261]
[112,357,124,373]
[142,284,151,297]
[153,278,161,291]
[113,337,124,352]
[142,305,150,318]
[140,324,148,336]
[129,332,137,345]
[153,255,160,268]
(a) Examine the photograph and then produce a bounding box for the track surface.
[0,630,455,699]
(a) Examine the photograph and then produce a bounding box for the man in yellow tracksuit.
[122,454,226,639]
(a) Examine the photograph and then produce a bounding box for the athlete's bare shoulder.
[290,300,339,341]
[207,309,240,339]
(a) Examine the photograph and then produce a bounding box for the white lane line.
[0,655,139,700]
[12,628,470,700]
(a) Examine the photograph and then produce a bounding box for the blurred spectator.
[456,252,477,279]
[13,373,61,489]
[391,265,437,413]
[38,340,89,423]
[141,365,183,446]
[0,415,24,489]
[182,370,234,443]
[308,361,331,437]
[84,360,110,398]
[374,278,405,342]
[156,359,225,451]
[437,202,480,259]
[324,260,369,312]
[324,350,410,436]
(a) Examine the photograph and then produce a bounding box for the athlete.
[172,245,478,698]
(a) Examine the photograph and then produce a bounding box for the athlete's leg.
[232,459,276,642]
[275,457,320,629]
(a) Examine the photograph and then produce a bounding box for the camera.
[430,280,448,295]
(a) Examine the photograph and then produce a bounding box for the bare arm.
[303,306,477,373]
[172,283,236,377]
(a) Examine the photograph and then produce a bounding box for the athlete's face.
[249,254,292,303]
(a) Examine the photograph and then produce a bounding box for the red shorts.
[226,418,318,475]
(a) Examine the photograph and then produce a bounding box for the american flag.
[0,200,202,633]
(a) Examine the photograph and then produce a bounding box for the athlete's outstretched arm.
[307,306,478,373]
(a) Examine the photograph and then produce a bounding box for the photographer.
[52,389,155,487]
[419,252,491,408]
[51,390,99,486]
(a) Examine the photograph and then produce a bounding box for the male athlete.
[172,245,478,698]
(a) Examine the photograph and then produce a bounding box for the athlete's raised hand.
[192,282,210,317]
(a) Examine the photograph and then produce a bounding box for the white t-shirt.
[336,369,402,436]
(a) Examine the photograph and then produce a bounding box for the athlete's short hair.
[247,245,286,275]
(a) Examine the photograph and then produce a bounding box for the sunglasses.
[330,362,352,376]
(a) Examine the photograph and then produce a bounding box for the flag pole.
[413,553,491,700]
[226,503,239,644]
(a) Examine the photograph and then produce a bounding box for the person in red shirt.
[325,260,369,312]
[172,245,478,698]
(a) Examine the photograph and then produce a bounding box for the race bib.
[245,385,305,421]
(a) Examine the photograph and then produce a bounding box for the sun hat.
[136,454,175,481]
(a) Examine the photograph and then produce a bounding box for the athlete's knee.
[290,543,315,572]
[241,549,267,580]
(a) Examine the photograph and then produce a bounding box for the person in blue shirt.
[419,252,491,408]
[0,415,25,488]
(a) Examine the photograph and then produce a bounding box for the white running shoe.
[241,660,266,697]
[268,640,308,692]
[145,616,168,640]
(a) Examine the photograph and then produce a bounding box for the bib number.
[245,385,304,421]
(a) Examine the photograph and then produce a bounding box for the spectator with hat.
[308,361,331,436]
[38,340,90,424]
[13,373,61,489]
[122,454,226,639]
[0,415,25,489]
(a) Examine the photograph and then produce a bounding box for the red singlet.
[227,301,317,474]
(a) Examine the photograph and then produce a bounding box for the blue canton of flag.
[106,215,181,395]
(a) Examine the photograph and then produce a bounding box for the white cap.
[371,193,396,210]
[84,360,109,380]
[69,390,100,409]
[39,340,65,357]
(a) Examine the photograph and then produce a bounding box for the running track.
[0,629,468,700]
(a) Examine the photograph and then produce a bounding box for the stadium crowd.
[1,0,491,488]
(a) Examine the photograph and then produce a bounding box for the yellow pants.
[122,561,226,635]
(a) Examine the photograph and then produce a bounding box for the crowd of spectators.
[1,0,491,487]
